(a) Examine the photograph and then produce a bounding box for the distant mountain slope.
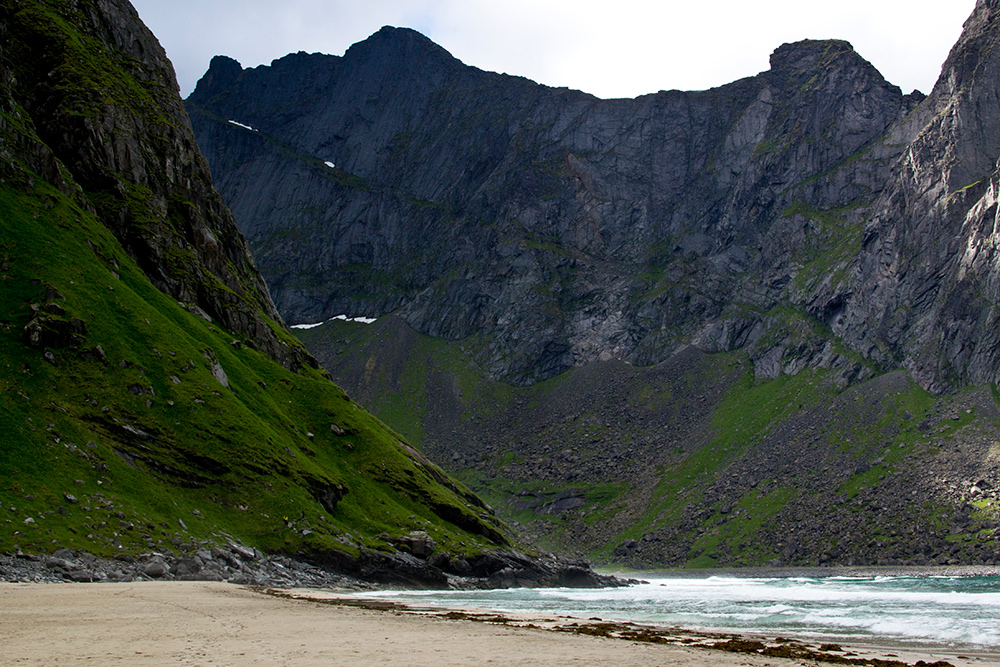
[187,28,922,387]
[0,0,605,587]
[186,1,1000,569]
[837,0,1000,394]
[186,3,1000,395]
[298,315,1000,569]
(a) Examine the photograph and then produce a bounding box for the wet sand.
[1,581,996,666]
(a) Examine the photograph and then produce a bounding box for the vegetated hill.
[191,1,1000,568]
[0,0,608,588]
[299,316,1000,568]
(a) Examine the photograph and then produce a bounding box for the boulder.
[142,560,169,578]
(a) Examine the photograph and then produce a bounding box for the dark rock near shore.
[0,542,625,591]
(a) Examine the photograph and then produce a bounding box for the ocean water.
[360,573,1000,649]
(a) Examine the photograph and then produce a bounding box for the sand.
[1,581,996,666]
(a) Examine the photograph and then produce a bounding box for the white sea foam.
[359,573,1000,649]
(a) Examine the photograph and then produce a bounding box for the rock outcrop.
[832,0,1000,394]
[2,0,309,371]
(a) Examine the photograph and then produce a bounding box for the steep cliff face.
[2,0,307,370]
[187,29,917,385]
[188,4,1000,394]
[185,1,1000,569]
[834,0,1000,394]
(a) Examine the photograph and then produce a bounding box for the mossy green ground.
[0,0,514,563]
[297,317,1000,569]
[0,179,508,560]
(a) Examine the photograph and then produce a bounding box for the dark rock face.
[834,0,1000,394]
[0,0,307,371]
[182,1,1000,569]
[1,542,623,590]
[186,3,1000,393]
[187,29,914,385]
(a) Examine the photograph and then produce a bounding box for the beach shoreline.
[2,581,997,666]
[598,564,1000,579]
[275,586,1000,667]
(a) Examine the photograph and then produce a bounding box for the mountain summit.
[187,30,919,386]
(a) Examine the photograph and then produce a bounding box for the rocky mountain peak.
[185,24,911,384]
[832,0,1000,394]
[188,3,1000,393]
[766,38,900,108]
[189,55,243,101]
[939,0,1000,90]
[914,0,1000,190]
[344,25,460,68]
[768,39,856,73]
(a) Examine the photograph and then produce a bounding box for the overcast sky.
[131,0,977,100]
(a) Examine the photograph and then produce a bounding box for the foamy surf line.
[3,582,990,667]
[278,587,999,667]
[343,572,1000,654]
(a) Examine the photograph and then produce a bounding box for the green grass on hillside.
[300,312,1000,569]
[0,179,509,559]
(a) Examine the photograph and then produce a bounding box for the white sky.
[131,0,977,100]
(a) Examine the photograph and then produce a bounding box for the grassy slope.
[298,317,1000,568]
[0,179,508,560]
[0,0,511,563]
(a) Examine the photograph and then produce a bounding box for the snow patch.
[290,314,376,330]
[333,314,376,324]
[227,120,256,131]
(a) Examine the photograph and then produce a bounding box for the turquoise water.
[361,573,1000,649]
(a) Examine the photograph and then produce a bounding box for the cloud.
[132,0,975,99]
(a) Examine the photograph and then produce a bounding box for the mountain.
[185,30,918,387]
[838,0,1000,394]
[0,0,613,588]
[187,4,1000,568]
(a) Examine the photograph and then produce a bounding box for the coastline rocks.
[0,545,362,589]
[389,531,436,559]
[0,542,625,591]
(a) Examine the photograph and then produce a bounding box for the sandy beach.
[1,581,996,666]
